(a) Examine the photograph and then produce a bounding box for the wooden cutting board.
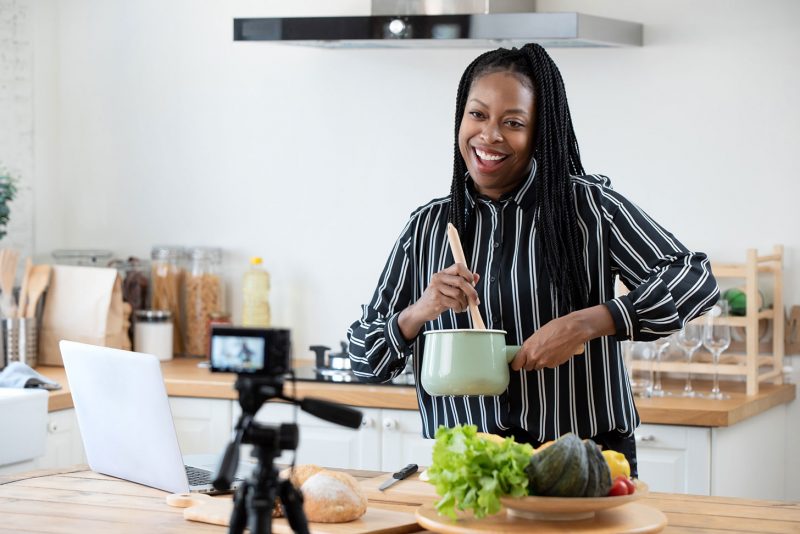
[415,502,667,534]
[360,474,439,507]
[166,493,421,534]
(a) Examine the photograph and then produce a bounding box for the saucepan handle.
[505,345,522,363]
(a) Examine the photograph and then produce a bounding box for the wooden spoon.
[446,223,487,329]
[24,264,52,319]
[17,258,32,319]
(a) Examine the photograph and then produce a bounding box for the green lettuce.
[427,425,534,519]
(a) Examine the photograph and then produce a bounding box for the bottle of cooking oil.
[241,256,271,327]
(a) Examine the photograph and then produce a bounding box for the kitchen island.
[30,360,797,500]
[0,466,798,533]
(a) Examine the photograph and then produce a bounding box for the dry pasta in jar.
[184,247,224,356]
[150,246,185,355]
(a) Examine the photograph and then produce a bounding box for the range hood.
[233,0,642,49]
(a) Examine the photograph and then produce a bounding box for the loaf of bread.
[301,470,367,523]
[273,465,366,522]
[273,465,324,517]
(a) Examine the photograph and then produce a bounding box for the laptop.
[60,340,248,494]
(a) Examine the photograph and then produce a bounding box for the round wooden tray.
[499,480,648,521]
[415,501,667,534]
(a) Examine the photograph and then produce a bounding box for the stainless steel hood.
[233,1,642,49]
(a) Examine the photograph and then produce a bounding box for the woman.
[347,44,718,476]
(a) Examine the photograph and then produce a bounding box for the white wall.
[0,0,35,258]
[26,0,800,359]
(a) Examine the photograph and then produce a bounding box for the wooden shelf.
[662,246,785,396]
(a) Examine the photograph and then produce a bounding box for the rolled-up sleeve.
[347,221,416,383]
[603,191,719,342]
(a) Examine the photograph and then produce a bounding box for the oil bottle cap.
[250,256,263,265]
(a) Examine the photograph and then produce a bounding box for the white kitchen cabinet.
[168,397,233,455]
[711,403,786,500]
[634,423,711,495]
[380,408,434,472]
[230,403,434,472]
[239,402,382,470]
[0,408,86,474]
[37,408,86,470]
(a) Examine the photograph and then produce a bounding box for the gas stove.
[291,366,414,386]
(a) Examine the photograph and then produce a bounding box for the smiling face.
[458,71,536,200]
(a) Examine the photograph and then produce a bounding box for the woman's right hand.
[398,263,480,340]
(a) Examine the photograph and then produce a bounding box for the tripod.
[213,375,363,534]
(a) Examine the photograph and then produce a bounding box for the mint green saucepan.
[420,329,521,396]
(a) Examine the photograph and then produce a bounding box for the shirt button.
[493,241,500,248]
[490,276,496,283]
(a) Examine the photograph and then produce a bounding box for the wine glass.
[625,341,653,397]
[703,302,731,400]
[677,322,703,397]
[650,337,671,397]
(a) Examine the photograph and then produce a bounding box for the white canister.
[134,310,174,361]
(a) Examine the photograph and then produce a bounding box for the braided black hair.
[448,43,588,314]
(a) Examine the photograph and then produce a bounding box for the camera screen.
[210,335,266,373]
[209,326,291,375]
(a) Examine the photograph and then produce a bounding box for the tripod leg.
[228,482,249,534]
[279,479,310,534]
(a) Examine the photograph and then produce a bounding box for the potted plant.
[0,168,18,240]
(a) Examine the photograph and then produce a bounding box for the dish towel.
[0,361,62,390]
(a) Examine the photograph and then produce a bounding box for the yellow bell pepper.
[602,449,631,479]
[475,432,506,445]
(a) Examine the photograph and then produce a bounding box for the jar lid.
[189,247,222,262]
[135,309,172,322]
[151,246,186,261]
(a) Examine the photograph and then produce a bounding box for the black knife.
[378,463,418,491]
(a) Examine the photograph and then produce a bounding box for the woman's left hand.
[511,305,616,371]
[511,315,587,371]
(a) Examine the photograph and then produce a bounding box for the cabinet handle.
[47,421,59,433]
[635,434,656,443]
[382,418,398,431]
[361,417,375,429]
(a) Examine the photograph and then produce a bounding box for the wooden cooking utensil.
[17,258,32,319]
[446,223,486,330]
[24,264,52,319]
[445,224,584,356]
[0,248,20,316]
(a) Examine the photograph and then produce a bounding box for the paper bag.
[39,265,128,366]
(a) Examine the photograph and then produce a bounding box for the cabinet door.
[168,397,232,455]
[634,423,710,495]
[380,409,434,472]
[244,403,382,470]
[712,404,786,500]
[37,409,86,470]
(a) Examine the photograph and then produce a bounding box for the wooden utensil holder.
[628,245,784,396]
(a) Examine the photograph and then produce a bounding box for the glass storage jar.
[134,310,173,361]
[184,247,223,357]
[150,246,185,355]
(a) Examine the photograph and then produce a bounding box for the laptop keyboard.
[185,465,213,486]
[185,465,246,487]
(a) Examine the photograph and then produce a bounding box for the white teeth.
[476,148,506,161]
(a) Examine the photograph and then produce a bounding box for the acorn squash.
[525,433,589,497]
[582,439,612,497]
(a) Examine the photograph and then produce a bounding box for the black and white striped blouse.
[347,163,719,441]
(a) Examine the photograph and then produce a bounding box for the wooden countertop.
[37,358,795,427]
[1,467,798,533]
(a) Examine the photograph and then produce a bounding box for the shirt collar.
[464,158,538,212]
